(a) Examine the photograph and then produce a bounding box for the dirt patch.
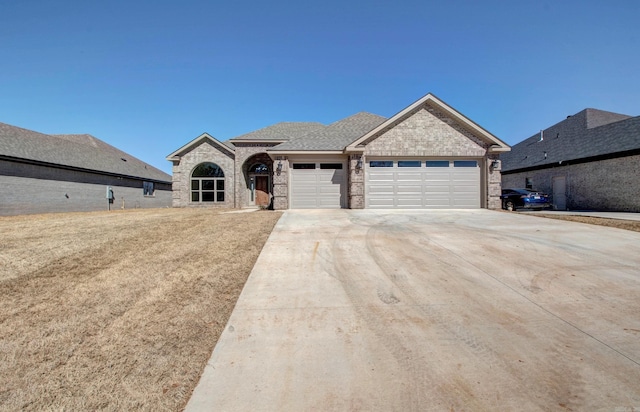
[532,213,640,232]
[0,208,282,411]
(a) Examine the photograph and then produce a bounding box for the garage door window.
[426,161,449,167]
[293,163,316,169]
[320,163,343,169]
[454,160,478,167]
[398,161,421,167]
[369,161,393,167]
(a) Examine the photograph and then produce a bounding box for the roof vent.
[121,158,127,162]
[538,130,544,142]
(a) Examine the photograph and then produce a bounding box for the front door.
[255,176,269,207]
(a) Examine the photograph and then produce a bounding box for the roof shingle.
[271,112,387,151]
[501,109,640,172]
[0,122,171,182]
[229,122,325,141]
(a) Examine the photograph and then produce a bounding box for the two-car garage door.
[366,159,481,209]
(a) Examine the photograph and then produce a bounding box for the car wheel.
[505,200,515,211]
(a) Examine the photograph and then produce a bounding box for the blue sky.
[2,0,638,175]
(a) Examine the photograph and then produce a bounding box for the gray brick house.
[167,93,510,210]
[501,108,640,211]
[0,122,172,216]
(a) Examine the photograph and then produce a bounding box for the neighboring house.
[167,93,510,210]
[501,108,640,212]
[0,122,172,216]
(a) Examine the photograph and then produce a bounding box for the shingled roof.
[501,109,640,172]
[271,112,387,151]
[229,122,325,142]
[0,122,171,182]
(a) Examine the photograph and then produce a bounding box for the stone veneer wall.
[272,156,289,210]
[171,141,235,208]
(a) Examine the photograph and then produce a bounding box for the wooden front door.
[255,176,269,206]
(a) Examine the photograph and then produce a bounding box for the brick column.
[348,154,364,209]
[487,155,502,210]
[272,157,289,210]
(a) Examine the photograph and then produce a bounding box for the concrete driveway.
[186,209,640,411]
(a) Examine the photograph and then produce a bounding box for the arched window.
[191,162,225,202]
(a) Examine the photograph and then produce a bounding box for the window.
[320,163,343,169]
[191,162,225,203]
[454,160,478,168]
[292,163,316,169]
[525,177,533,189]
[369,161,393,167]
[143,181,154,196]
[249,163,269,174]
[398,160,421,167]
[426,161,449,167]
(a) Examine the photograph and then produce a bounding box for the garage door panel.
[368,198,395,208]
[396,185,422,194]
[396,198,424,207]
[369,184,395,194]
[397,172,423,181]
[368,173,394,182]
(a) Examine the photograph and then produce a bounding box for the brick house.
[167,93,510,210]
[0,122,172,216]
[500,108,640,211]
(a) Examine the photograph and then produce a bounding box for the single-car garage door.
[366,159,480,209]
[290,161,346,208]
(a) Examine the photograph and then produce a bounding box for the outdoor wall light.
[276,161,283,175]
[490,159,501,171]
[356,159,363,169]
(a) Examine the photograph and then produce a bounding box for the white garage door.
[366,159,481,209]
[290,161,346,208]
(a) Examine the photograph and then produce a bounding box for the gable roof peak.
[346,92,509,152]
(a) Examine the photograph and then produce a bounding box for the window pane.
[191,192,199,202]
[320,163,343,169]
[249,163,269,174]
[192,162,224,177]
[202,192,215,202]
[454,160,478,167]
[398,161,421,167]
[191,180,199,190]
[202,180,216,190]
[217,192,225,202]
[217,179,225,190]
[292,163,315,169]
[426,161,449,168]
[369,161,393,167]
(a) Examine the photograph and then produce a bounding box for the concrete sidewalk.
[185,209,640,411]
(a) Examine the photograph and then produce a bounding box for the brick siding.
[170,141,235,208]
[501,154,640,211]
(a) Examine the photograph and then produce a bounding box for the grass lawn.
[0,208,282,411]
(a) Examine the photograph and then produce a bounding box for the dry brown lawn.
[0,208,282,411]
[533,213,640,232]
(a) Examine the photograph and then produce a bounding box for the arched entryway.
[243,154,273,208]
